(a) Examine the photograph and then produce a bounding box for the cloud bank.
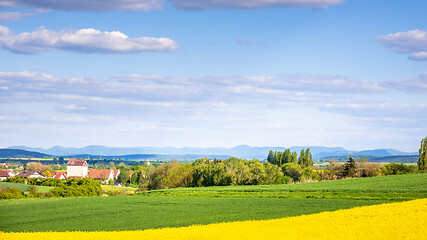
[381,73,427,93]
[1,71,426,149]
[170,0,345,9]
[1,0,345,12]
[0,0,162,12]
[0,11,43,21]
[0,26,178,54]
[377,30,427,60]
[0,71,416,119]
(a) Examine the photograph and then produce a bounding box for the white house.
[16,170,45,179]
[0,169,14,181]
[88,169,120,183]
[67,159,88,178]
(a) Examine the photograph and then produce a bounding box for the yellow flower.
[1,198,426,240]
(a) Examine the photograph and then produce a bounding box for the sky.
[0,0,426,152]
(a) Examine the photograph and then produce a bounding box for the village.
[0,159,132,184]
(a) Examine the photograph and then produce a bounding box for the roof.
[112,169,120,178]
[88,169,111,179]
[67,159,87,166]
[17,170,44,178]
[0,170,10,177]
[53,172,68,180]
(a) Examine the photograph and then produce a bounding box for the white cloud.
[1,71,426,150]
[381,73,427,93]
[0,26,178,54]
[377,30,427,60]
[170,0,345,9]
[0,0,162,12]
[1,0,346,12]
[1,71,425,127]
[321,102,427,119]
[0,72,387,106]
[0,11,40,21]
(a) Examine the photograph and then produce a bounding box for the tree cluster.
[267,149,313,167]
[266,148,318,182]
[115,158,293,190]
[0,178,103,199]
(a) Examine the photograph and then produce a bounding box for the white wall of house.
[67,165,88,177]
[28,173,45,178]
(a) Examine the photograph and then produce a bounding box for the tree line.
[116,157,293,190]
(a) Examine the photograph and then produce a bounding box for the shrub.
[0,187,25,199]
[50,178,103,197]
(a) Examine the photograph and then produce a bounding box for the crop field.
[141,173,427,200]
[101,185,138,195]
[0,173,426,233]
[2,198,426,240]
[0,182,53,193]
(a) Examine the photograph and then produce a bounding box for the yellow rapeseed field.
[1,198,426,240]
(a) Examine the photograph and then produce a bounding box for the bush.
[381,163,418,175]
[50,178,103,197]
[0,187,25,199]
[281,163,301,182]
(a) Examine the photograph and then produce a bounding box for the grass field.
[0,173,426,232]
[140,173,427,201]
[0,182,53,193]
[101,185,138,195]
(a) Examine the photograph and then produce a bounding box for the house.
[0,169,14,181]
[7,169,15,177]
[16,170,45,179]
[112,169,120,179]
[67,159,88,178]
[88,169,120,183]
[51,172,68,180]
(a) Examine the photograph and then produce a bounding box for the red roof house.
[88,169,120,183]
[51,172,68,180]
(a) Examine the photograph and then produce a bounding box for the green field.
[0,174,426,232]
[141,173,427,200]
[0,182,53,193]
[101,185,138,195]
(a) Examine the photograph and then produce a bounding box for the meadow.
[101,185,138,195]
[0,182,53,193]
[0,173,426,232]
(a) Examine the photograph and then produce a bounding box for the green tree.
[342,157,356,177]
[304,148,313,167]
[291,151,298,164]
[267,150,274,165]
[130,171,139,185]
[281,163,301,182]
[298,150,305,166]
[117,170,130,185]
[418,137,427,171]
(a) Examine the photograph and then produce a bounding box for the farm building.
[16,170,45,179]
[67,159,88,178]
[88,169,120,183]
[0,169,15,180]
[51,172,68,180]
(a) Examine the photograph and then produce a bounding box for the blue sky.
[0,0,426,152]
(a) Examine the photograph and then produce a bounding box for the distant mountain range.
[3,145,417,161]
[0,149,52,158]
